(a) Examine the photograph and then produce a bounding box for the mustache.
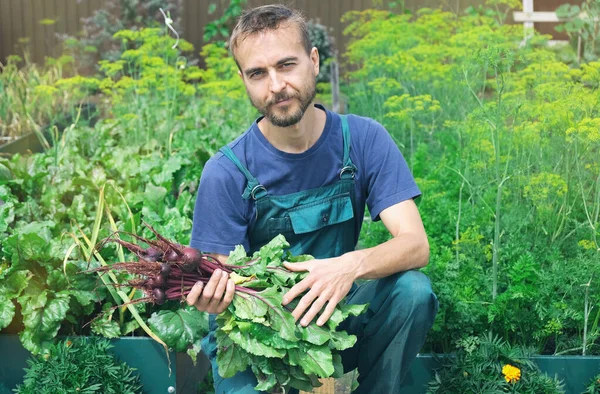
[268,93,295,106]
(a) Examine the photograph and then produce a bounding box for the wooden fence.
[515,0,574,40]
[0,0,497,66]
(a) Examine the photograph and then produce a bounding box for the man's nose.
[268,71,286,93]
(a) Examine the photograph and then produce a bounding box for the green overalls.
[221,115,358,260]
[201,115,439,394]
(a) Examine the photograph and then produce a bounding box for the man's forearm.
[346,232,430,281]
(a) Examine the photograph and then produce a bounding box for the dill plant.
[0,54,81,142]
[343,0,600,356]
[59,0,183,70]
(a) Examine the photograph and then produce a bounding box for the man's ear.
[311,47,320,77]
[238,69,243,80]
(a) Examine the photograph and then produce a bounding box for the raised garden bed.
[0,132,44,157]
[0,335,211,394]
[400,354,600,394]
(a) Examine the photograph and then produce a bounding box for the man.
[188,4,438,393]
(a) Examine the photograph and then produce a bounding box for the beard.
[250,79,317,127]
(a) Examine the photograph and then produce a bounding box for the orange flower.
[502,364,521,383]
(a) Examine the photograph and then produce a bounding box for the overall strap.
[219,146,267,200]
[340,115,358,180]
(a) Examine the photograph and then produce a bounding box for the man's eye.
[250,71,264,78]
[282,63,294,68]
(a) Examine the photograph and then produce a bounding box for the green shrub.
[14,337,142,394]
[555,0,600,63]
[60,0,183,71]
[308,20,335,84]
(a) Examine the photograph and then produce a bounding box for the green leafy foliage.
[204,0,247,43]
[307,20,335,84]
[555,0,600,63]
[345,2,600,355]
[0,217,100,354]
[2,1,600,390]
[0,24,253,354]
[215,235,367,393]
[0,53,82,142]
[148,306,209,362]
[59,0,184,70]
[0,185,16,235]
[14,337,142,394]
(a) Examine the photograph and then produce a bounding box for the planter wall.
[0,132,44,157]
[5,338,599,394]
[0,103,98,157]
[0,335,179,394]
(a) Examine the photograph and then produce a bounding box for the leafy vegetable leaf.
[253,234,289,265]
[148,306,209,352]
[228,244,250,265]
[256,287,298,342]
[4,221,56,267]
[91,317,121,338]
[232,292,268,320]
[252,367,278,391]
[297,344,334,377]
[0,296,15,330]
[214,236,368,393]
[216,333,251,378]
[300,323,332,346]
[19,294,71,354]
[0,269,30,297]
[186,339,203,365]
[229,325,286,358]
[328,330,357,351]
[327,302,369,330]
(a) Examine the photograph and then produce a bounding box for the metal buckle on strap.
[250,184,267,200]
[339,166,356,179]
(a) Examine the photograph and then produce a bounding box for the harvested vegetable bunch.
[91,224,368,393]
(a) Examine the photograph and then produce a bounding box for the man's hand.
[282,256,359,327]
[186,268,235,314]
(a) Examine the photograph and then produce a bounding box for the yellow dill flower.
[502,364,521,383]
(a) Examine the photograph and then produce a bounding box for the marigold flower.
[502,364,521,383]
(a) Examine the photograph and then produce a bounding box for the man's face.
[235,24,319,128]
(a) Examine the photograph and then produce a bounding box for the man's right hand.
[186,254,235,314]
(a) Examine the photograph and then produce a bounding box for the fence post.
[522,0,535,40]
[330,52,340,114]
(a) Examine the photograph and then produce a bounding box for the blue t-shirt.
[190,105,420,255]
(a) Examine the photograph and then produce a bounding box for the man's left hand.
[281,256,359,327]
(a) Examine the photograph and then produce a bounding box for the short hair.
[228,4,312,64]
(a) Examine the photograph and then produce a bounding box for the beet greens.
[91,223,367,393]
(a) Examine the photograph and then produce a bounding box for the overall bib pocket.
[267,193,355,257]
[267,193,353,238]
